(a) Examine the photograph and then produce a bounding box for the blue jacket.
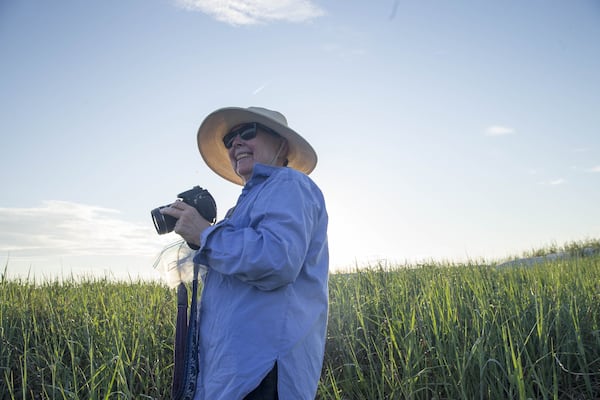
[193,164,329,399]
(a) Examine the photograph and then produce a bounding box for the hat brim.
[197,107,318,185]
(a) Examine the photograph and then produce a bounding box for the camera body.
[151,186,217,235]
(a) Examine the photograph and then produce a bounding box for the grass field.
[2,241,599,399]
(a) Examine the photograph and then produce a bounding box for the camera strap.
[172,263,201,400]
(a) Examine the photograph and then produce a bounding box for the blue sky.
[1,0,599,281]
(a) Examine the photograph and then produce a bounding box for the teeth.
[236,153,251,161]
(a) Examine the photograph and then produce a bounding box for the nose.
[230,134,244,147]
[226,134,247,154]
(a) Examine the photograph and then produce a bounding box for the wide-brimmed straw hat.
[197,106,318,185]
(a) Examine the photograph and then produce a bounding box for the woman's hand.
[160,200,212,247]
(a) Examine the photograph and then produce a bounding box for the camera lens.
[151,206,177,234]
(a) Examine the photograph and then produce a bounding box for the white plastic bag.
[153,240,206,288]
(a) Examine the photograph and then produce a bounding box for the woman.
[162,106,329,399]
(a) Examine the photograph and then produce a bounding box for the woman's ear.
[279,139,290,166]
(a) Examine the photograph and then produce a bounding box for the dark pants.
[243,363,278,400]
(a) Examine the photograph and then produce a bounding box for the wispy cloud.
[538,178,566,186]
[485,125,516,137]
[176,0,325,25]
[588,165,600,173]
[252,82,269,95]
[0,201,169,259]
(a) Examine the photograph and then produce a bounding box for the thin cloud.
[252,82,269,95]
[485,125,516,137]
[176,0,326,25]
[588,165,600,173]
[0,201,169,259]
[538,178,566,186]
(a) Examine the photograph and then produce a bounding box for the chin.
[236,159,254,173]
[236,167,253,181]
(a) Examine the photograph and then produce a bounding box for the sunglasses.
[222,123,280,149]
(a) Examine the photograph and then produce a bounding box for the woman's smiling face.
[226,124,288,182]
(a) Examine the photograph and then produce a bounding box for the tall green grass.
[321,255,600,399]
[2,246,599,399]
[1,275,175,399]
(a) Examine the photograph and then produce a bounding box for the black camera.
[151,186,217,235]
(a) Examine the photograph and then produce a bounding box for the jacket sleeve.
[195,174,321,291]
